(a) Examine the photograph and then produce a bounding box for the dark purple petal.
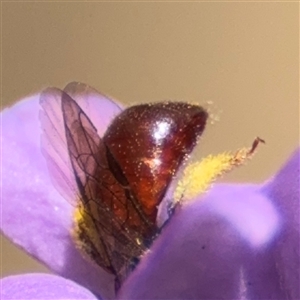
[1,93,121,299]
[118,149,299,299]
[0,273,98,299]
[248,148,300,299]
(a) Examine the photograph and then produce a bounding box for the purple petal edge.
[0,273,98,300]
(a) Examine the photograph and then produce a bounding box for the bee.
[39,82,208,292]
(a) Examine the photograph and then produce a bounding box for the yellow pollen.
[174,137,265,204]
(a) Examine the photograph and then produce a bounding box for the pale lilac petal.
[118,149,299,299]
[1,94,118,299]
[0,273,98,300]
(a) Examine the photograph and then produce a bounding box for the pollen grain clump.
[174,137,264,204]
[72,203,100,265]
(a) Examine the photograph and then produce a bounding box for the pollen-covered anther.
[173,137,265,204]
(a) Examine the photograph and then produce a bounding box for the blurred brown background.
[1,2,299,278]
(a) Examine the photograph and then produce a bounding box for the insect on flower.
[39,82,208,292]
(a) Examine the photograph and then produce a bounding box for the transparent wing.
[40,88,145,289]
[61,92,146,286]
[63,82,122,138]
[39,82,123,204]
[39,87,78,203]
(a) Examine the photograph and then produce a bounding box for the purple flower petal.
[1,90,122,299]
[118,149,299,299]
[250,148,300,299]
[0,273,98,299]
